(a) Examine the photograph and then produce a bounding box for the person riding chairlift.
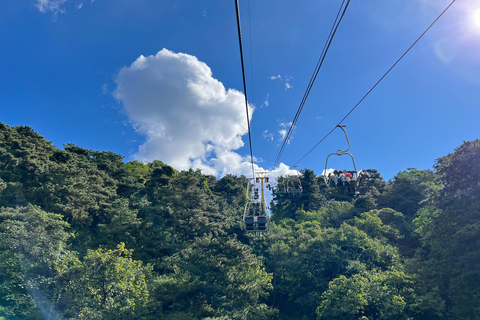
[339,171,346,186]
[333,171,339,186]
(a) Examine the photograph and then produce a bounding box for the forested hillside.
[0,122,479,320]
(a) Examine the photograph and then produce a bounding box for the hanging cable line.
[247,0,257,155]
[272,0,350,169]
[293,0,457,167]
[235,0,256,179]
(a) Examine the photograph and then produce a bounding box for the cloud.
[36,0,68,13]
[268,163,299,179]
[101,83,109,95]
[114,48,299,178]
[270,74,293,90]
[263,130,274,142]
[114,48,265,176]
[35,0,91,14]
[261,93,269,108]
[285,80,292,90]
[263,122,294,144]
[278,122,292,128]
[277,121,294,143]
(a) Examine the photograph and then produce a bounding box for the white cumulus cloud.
[285,80,292,90]
[263,130,274,142]
[277,121,294,143]
[114,48,264,176]
[35,0,91,14]
[278,129,287,140]
[36,0,68,13]
[278,122,293,128]
[270,74,293,90]
[261,93,269,108]
[268,163,300,179]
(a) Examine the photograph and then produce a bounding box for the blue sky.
[1,0,479,181]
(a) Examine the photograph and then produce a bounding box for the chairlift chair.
[243,180,270,234]
[273,168,303,197]
[323,125,360,195]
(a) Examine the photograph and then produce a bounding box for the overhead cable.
[235,0,256,179]
[293,0,457,167]
[247,0,257,155]
[272,0,350,169]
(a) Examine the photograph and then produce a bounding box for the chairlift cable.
[247,0,255,113]
[293,0,457,167]
[273,0,350,169]
[246,0,257,150]
[235,0,256,179]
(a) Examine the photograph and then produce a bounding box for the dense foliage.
[0,121,479,319]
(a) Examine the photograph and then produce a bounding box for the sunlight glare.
[475,9,480,28]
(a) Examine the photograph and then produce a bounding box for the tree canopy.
[0,122,479,319]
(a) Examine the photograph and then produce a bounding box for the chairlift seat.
[245,217,255,230]
[257,216,268,230]
[345,186,356,195]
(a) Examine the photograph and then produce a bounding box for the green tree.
[434,139,480,197]
[0,124,56,208]
[378,168,436,219]
[55,243,152,320]
[317,269,442,320]
[0,205,70,319]
[258,218,399,319]
[154,236,275,319]
[352,169,387,212]
[94,198,142,250]
[361,208,418,257]
[134,168,237,269]
[413,139,480,319]
[213,174,248,207]
[271,169,325,221]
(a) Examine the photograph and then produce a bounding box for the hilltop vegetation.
[0,121,479,320]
